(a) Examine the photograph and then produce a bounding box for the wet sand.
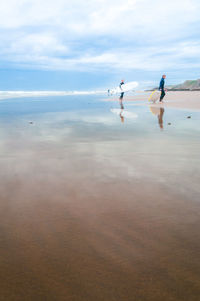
[0,95,200,300]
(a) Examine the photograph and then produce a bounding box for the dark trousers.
[160,89,165,101]
[120,92,124,99]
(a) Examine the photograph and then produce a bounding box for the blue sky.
[0,0,200,90]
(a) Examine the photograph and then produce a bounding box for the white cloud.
[0,0,200,72]
[3,41,200,73]
[5,33,68,56]
[0,0,198,37]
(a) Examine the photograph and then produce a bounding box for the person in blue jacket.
[159,75,166,102]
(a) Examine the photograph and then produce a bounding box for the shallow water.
[0,95,200,300]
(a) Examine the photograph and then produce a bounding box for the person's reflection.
[158,107,164,129]
[150,106,165,129]
[119,94,124,123]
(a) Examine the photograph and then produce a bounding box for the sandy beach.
[152,91,200,110]
[0,93,200,300]
[106,91,200,111]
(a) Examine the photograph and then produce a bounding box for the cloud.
[3,41,200,73]
[0,0,200,73]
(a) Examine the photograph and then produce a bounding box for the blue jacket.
[159,78,165,90]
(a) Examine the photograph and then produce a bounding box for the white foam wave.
[0,81,139,100]
[0,90,107,100]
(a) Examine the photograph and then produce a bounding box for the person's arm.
[159,79,164,90]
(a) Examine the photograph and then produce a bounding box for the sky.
[0,0,200,90]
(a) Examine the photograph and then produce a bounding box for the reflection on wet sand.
[150,106,165,129]
[158,107,164,129]
[119,95,125,123]
[0,97,200,301]
[110,96,138,123]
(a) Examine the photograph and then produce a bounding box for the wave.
[0,90,107,100]
[0,81,139,100]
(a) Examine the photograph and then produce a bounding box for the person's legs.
[160,90,165,102]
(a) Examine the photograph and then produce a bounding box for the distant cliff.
[148,79,200,91]
[170,79,200,90]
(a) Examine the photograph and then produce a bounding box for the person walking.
[159,75,166,102]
